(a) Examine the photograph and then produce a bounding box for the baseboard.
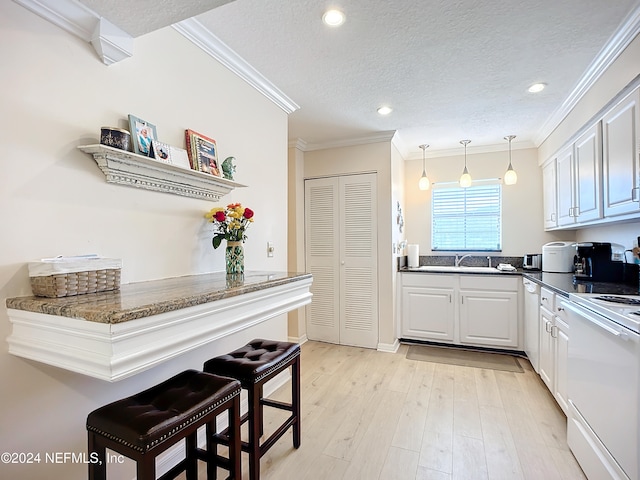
[288,333,308,345]
[153,369,291,478]
[377,338,400,353]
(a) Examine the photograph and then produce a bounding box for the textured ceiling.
[76,0,640,156]
[78,0,234,37]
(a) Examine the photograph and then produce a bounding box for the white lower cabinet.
[401,274,455,341]
[400,273,521,350]
[402,286,455,341]
[539,305,555,390]
[538,287,569,415]
[459,275,519,348]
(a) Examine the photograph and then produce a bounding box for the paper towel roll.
[407,244,419,268]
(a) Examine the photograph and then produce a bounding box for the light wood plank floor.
[191,341,586,480]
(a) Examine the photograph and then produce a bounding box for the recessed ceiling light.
[377,106,392,115]
[528,83,547,93]
[322,9,345,27]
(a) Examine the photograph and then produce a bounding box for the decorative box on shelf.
[78,144,246,201]
[28,256,122,298]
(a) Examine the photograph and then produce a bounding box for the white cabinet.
[542,83,640,230]
[522,278,541,373]
[539,304,555,390]
[538,287,569,415]
[553,314,570,415]
[401,275,455,342]
[574,124,603,223]
[400,273,521,350]
[459,275,519,348]
[542,159,558,229]
[556,144,575,226]
[602,86,640,218]
[555,123,602,227]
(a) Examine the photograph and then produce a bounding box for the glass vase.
[225,241,244,276]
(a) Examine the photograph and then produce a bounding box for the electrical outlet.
[267,241,274,257]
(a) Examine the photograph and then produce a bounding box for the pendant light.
[418,144,430,190]
[459,140,472,188]
[503,135,518,185]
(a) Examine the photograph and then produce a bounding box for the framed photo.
[128,114,157,156]
[150,140,172,163]
[186,129,221,176]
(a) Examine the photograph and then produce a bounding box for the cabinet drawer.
[554,295,570,323]
[459,275,518,291]
[540,287,555,311]
[402,273,456,288]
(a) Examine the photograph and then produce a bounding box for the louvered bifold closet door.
[305,177,341,344]
[304,173,378,349]
[339,174,378,348]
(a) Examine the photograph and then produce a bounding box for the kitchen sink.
[413,265,502,273]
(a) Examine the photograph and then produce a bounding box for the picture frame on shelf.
[151,140,172,163]
[128,114,157,156]
[186,129,221,177]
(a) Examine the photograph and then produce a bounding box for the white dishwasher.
[522,278,540,373]
[562,294,640,480]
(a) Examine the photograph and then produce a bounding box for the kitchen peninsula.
[6,271,312,382]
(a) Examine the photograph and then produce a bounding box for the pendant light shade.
[418,144,430,190]
[504,135,518,185]
[459,140,472,188]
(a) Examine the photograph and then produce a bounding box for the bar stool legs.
[204,339,301,480]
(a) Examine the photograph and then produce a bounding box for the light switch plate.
[267,241,274,257]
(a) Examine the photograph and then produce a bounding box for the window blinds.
[432,183,502,251]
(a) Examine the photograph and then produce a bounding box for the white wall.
[0,3,288,479]
[403,147,575,256]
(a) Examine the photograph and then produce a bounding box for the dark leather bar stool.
[86,370,241,480]
[203,339,301,480]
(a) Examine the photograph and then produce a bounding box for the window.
[431,182,502,251]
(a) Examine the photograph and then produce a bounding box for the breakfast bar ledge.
[5,271,312,382]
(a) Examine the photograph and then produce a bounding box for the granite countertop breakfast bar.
[6,271,311,324]
[5,271,313,381]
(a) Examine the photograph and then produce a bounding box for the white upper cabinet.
[574,123,603,223]
[543,83,639,230]
[556,123,603,227]
[602,86,640,218]
[556,144,576,226]
[542,158,558,229]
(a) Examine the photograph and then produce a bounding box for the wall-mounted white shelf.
[78,144,246,201]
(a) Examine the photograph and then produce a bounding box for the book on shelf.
[185,129,221,176]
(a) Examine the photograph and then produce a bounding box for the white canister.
[407,244,420,268]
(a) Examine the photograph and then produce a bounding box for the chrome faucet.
[454,253,473,267]
[487,256,492,268]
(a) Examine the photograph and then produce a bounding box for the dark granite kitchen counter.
[5,271,312,324]
[522,271,639,297]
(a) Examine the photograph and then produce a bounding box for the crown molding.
[288,138,308,151]
[295,130,397,151]
[403,140,537,161]
[13,0,132,64]
[173,18,299,115]
[534,3,640,146]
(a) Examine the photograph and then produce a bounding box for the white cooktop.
[568,293,640,334]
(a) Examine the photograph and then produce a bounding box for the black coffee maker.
[574,242,624,282]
